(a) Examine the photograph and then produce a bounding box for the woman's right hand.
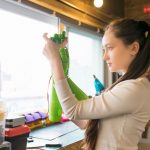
[43,33,60,63]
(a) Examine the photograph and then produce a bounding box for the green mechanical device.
[49,31,88,122]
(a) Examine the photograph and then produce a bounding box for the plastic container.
[0,100,7,144]
[5,125,30,150]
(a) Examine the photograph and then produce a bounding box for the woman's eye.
[107,47,113,50]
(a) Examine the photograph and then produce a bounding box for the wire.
[46,75,52,115]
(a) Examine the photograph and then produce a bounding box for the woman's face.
[102,29,136,73]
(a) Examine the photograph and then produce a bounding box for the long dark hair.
[82,18,150,150]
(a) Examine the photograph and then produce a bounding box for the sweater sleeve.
[54,78,143,120]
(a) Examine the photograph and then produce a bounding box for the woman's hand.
[43,33,68,63]
[43,33,67,80]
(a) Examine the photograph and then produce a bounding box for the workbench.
[26,121,84,150]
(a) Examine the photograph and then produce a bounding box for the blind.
[0,0,58,114]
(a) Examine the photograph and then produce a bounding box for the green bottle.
[49,31,88,122]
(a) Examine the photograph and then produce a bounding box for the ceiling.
[23,0,150,31]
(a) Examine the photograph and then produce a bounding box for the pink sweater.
[55,78,150,150]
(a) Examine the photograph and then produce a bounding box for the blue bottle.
[93,75,105,95]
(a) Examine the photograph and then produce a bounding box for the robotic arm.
[49,31,88,122]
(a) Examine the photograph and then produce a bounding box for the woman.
[43,18,150,150]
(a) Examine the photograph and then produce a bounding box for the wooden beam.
[28,0,106,30]
[58,0,113,23]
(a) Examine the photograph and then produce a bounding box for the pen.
[27,143,62,149]
[46,143,62,147]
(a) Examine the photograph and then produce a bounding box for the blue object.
[93,75,105,95]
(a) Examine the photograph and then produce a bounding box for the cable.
[46,75,52,115]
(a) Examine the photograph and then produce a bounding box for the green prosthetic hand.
[49,31,88,122]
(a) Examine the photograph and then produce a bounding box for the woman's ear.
[129,41,140,56]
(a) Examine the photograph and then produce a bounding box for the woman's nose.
[103,50,109,61]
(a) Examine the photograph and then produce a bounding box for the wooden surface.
[27,121,84,150]
[28,0,105,30]
[27,0,124,31]
[62,140,82,150]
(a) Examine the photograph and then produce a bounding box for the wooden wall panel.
[125,0,150,24]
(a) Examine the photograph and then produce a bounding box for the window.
[68,27,104,96]
[0,1,58,114]
[0,1,104,115]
